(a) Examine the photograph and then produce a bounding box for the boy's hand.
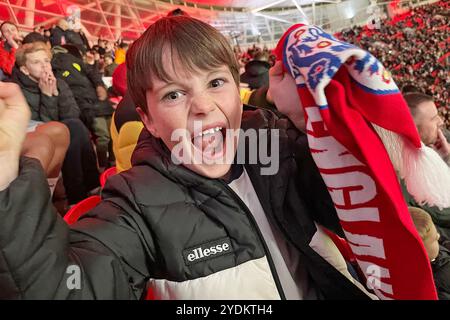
[432,128,450,162]
[5,34,22,49]
[39,71,55,97]
[268,61,305,131]
[48,72,59,96]
[0,82,31,190]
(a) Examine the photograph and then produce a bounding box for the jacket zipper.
[219,180,287,300]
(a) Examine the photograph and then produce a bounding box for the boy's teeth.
[198,127,222,137]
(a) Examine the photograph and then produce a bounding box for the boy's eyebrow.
[152,68,230,92]
[151,81,177,93]
[207,68,229,77]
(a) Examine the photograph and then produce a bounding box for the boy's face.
[105,56,112,65]
[1,23,19,41]
[138,51,243,179]
[21,50,52,82]
[423,223,440,261]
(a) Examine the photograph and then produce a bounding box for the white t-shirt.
[228,167,378,300]
[228,168,316,299]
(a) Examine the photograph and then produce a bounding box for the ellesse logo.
[183,237,233,266]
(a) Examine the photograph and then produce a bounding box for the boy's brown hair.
[126,16,240,113]
[15,41,51,67]
[409,206,433,239]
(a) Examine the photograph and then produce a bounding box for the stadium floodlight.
[251,0,287,13]
[253,12,292,24]
[292,0,309,23]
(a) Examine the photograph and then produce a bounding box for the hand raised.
[433,128,450,161]
[0,82,31,190]
[268,61,305,131]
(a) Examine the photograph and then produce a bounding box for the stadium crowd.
[337,0,449,127]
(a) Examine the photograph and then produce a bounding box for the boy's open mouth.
[191,124,227,161]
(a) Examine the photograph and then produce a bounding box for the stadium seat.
[100,166,117,188]
[64,195,101,225]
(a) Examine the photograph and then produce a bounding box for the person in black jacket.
[0,17,375,300]
[409,207,450,299]
[51,44,114,168]
[14,41,100,204]
[50,19,69,47]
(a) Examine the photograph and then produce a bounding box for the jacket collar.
[13,68,41,94]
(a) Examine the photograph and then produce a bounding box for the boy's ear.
[136,107,160,138]
[20,65,30,76]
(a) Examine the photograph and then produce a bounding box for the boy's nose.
[190,94,216,115]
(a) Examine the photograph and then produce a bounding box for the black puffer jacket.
[13,69,80,122]
[433,240,450,300]
[50,26,66,47]
[0,109,370,299]
[51,47,113,125]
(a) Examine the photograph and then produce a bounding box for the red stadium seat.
[64,195,101,225]
[64,166,116,225]
[100,166,117,188]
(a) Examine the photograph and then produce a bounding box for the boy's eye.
[210,78,225,88]
[163,91,183,101]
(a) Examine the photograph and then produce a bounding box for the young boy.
[0,16,372,299]
[409,207,450,300]
[14,41,100,205]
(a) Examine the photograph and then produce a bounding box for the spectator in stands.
[33,26,44,35]
[114,42,128,65]
[103,54,118,77]
[65,27,89,53]
[14,41,100,205]
[240,51,271,90]
[50,41,114,169]
[404,92,449,165]
[14,42,79,121]
[43,28,51,36]
[409,207,450,300]
[396,91,450,241]
[22,31,52,50]
[167,8,188,16]
[84,48,100,67]
[0,21,22,80]
[50,19,69,47]
[97,38,107,56]
[337,1,449,128]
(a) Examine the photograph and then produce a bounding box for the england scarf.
[274,24,438,300]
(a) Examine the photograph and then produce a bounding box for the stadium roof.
[0,0,432,47]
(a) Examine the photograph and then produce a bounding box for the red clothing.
[112,63,127,96]
[0,41,16,76]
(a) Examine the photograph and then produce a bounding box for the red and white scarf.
[275,24,438,299]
